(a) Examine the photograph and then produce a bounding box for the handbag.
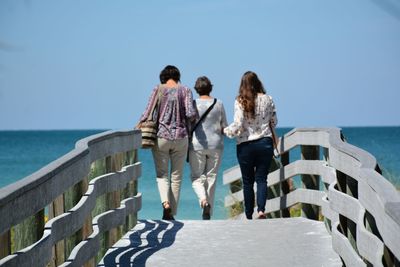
[187,98,217,162]
[139,87,162,149]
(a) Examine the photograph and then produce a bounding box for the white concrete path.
[99,217,341,267]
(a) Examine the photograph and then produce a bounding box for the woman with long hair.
[224,71,277,219]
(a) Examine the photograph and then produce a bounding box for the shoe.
[257,212,266,219]
[162,207,172,220]
[162,202,175,220]
[202,203,211,220]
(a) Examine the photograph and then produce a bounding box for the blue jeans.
[237,137,274,219]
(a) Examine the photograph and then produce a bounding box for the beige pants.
[152,137,188,216]
[189,149,223,216]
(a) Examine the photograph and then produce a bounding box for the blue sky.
[0,0,399,130]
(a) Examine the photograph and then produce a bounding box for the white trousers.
[189,148,223,215]
[152,137,188,216]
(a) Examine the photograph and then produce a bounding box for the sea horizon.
[0,124,399,131]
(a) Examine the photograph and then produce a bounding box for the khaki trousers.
[152,137,188,216]
[189,148,223,216]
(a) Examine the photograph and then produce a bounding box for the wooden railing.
[1,127,399,266]
[223,128,400,266]
[0,130,142,267]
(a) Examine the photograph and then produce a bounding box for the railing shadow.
[99,220,184,267]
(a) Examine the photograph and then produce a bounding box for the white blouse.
[224,94,277,144]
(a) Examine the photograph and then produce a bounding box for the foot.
[162,202,175,220]
[257,212,266,219]
[202,202,211,220]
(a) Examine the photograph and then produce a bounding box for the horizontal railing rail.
[0,129,142,267]
[223,127,400,266]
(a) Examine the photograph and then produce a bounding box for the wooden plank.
[267,157,283,218]
[80,176,95,267]
[301,145,320,220]
[52,194,65,266]
[13,209,45,252]
[107,154,122,246]
[0,230,11,260]
[280,152,291,218]
[64,181,85,260]
[81,176,92,239]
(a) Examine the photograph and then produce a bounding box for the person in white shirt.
[189,76,228,220]
[224,71,277,219]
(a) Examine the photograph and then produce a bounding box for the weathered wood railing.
[224,128,400,267]
[0,130,142,267]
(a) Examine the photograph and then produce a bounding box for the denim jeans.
[236,137,274,219]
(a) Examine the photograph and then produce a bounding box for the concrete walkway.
[99,217,341,267]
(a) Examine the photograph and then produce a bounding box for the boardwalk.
[1,128,399,266]
[99,218,341,267]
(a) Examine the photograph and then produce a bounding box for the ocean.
[0,127,399,220]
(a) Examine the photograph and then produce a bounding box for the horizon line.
[0,125,399,131]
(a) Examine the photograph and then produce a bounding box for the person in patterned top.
[224,71,277,219]
[139,65,196,220]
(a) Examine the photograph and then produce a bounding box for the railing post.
[301,145,320,220]
[346,175,358,253]
[127,150,138,230]
[267,157,282,218]
[336,171,347,239]
[91,158,107,263]
[336,170,359,253]
[280,152,291,217]
[64,180,86,261]
[105,154,123,248]
[322,147,332,231]
[80,176,95,267]
[48,194,65,266]
[0,230,11,260]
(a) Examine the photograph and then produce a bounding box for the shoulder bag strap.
[148,85,162,121]
[191,98,217,135]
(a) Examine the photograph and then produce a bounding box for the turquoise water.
[0,127,399,220]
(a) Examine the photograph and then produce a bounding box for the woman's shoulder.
[258,93,274,103]
[215,98,225,107]
[178,84,191,91]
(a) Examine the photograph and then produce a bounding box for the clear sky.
[0,0,399,130]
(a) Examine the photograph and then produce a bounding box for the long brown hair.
[237,71,266,119]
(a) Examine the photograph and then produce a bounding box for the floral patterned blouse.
[224,94,277,144]
[140,84,196,140]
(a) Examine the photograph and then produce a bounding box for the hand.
[135,122,142,129]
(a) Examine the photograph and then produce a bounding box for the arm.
[269,95,278,128]
[223,99,244,138]
[220,102,228,135]
[137,86,159,127]
[268,95,279,153]
[187,99,199,134]
[185,88,197,122]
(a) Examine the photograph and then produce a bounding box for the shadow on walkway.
[99,220,184,267]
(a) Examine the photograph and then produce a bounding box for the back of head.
[238,71,266,118]
[160,65,181,84]
[194,76,213,96]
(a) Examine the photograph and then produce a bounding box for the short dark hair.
[194,76,213,96]
[159,65,181,84]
